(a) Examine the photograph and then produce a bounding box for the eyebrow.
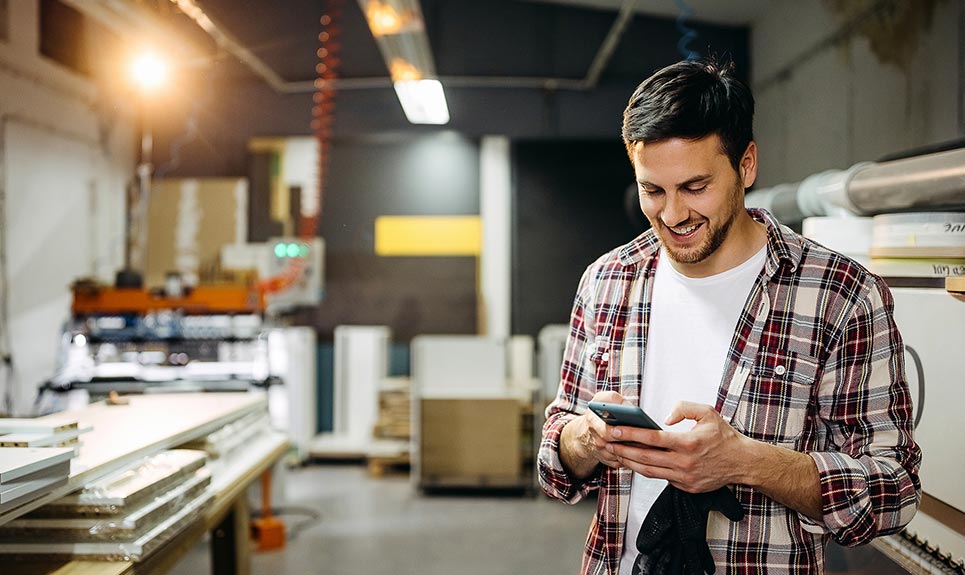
[637,174,713,188]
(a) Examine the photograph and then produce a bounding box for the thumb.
[590,390,629,405]
[664,401,712,426]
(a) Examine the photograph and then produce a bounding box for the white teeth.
[671,224,698,234]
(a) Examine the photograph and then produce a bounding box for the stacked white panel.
[333,326,391,445]
[267,327,317,460]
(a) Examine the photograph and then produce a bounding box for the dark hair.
[622,58,754,171]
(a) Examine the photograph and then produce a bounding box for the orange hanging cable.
[259,0,343,297]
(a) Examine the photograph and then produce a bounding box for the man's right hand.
[560,390,629,479]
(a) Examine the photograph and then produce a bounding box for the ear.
[739,142,758,189]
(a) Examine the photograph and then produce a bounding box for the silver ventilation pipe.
[746,147,965,225]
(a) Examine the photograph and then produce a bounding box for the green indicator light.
[274,243,287,258]
[286,243,300,258]
[299,244,309,258]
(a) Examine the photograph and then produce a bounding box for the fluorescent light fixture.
[358,0,450,125]
[394,79,450,125]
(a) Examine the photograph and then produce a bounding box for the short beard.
[659,181,743,265]
[665,215,733,264]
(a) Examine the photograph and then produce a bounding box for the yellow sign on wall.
[375,215,481,256]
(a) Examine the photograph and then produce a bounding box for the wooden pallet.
[417,474,536,497]
[307,434,374,463]
[366,453,410,477]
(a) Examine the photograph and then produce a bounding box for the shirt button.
[774,365,786,376]
[602,352,609,362]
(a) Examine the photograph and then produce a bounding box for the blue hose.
[674,0,701,60]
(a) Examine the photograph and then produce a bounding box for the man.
[538,59,921,575]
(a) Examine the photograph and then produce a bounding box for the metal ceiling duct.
[746,147,965,225]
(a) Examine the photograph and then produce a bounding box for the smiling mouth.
[667,222,701,237]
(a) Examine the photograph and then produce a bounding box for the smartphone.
[587,401,662,430]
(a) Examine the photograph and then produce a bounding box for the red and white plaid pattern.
[538,209,921,575]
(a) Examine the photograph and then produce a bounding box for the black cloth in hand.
[632,484,745,575]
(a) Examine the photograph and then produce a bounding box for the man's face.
[632,134,756,277]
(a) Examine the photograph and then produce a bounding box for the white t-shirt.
[618,245,766,575]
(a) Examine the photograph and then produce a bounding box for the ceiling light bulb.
[131,50,168,92]
[366,2,404,36]
[389,57,422,82]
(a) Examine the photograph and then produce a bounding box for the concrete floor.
[168,463,594,575]
[167,463,912,575]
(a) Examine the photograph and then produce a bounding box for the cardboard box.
[145,178,248,290]
[419,398,521,485]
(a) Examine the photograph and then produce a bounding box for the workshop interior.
[0,0,962,574]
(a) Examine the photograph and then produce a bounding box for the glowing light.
[393,79,450,125]
[73,334,87,346]
[366,2,404,36]
[389,58,421,82]
[130,50,169,92]
[286,243,301,258]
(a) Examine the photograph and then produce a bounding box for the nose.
[660,191,689,228]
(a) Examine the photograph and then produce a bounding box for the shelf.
[0,393,268,527]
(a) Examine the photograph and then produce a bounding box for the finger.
[587,416,625,444]
[583,391,626,428]
[601,457,623,469]
[589,390,627,405]
[608,441,676,469]
[590,434,629,468]
[665,401,715,426]
[596,446,624,468]
[612,426,668,448]
[616,457,682,484]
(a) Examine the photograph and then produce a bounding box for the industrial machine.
[750,147,965,574]
[48,279,272,396]
[42,277,318,459]
[221,237,324,314]
[877,277,965,574]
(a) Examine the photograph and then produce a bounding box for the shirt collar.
[617,208,802,277]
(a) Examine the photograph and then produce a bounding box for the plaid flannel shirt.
[538,209,921,575]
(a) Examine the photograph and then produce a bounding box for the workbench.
[0,392,289,575]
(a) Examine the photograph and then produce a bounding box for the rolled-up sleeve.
[807,280,922,546]
[538,266,604,504]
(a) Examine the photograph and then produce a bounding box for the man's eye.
[685,185,707,193]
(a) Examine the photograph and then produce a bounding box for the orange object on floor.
[251,470,286,551]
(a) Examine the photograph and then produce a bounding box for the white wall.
[752,0,962,187]
[0,1,134,414]
[480,135,512,340]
